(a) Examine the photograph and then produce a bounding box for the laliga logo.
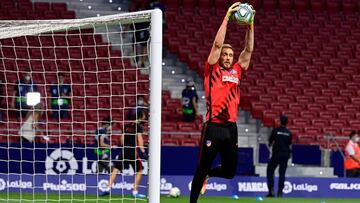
[98,179,134,192]
[45,149,78,174]
[0,179,5,191]
[160,178,173,194]
[188,181,227,192]
[283,181,318,194]
[283,181,292,194]
[0,178,32,191]
[98,180,110,192]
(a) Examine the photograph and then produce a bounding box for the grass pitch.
[0,193,359,203]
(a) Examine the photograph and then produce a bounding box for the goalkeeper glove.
[226,2,241,21]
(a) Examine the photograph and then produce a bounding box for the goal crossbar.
[0,10,152,40]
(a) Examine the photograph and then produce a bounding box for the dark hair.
[58,73,64,77]
[280,115,288,126]
[349,131,357,139]
[128,110,146,121]
[102,116,113,126]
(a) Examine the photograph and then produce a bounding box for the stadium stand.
[2,0,360,151]
[160,0,360,149]
[0,0,202,146]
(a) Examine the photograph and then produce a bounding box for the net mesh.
[0,12,153,202]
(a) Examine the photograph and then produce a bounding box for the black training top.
[269,126,292,154]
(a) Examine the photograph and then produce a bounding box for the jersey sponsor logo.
[330,183,360,190]
[182,97,191,107]
[222,75,239,84]
[277,131,290,136]
[206,140,212,147]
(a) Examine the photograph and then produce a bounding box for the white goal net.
[0,9,162,203]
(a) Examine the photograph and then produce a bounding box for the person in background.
[344,131,360,178]
[50,73,71,119]
[100,111,147,198]
[11,70,38,119]
[18,103,43,143]
[266,115,292,198]
[128,95,148,121]
[130,2,150,68]
[94,116,114,173]
[182,79,198,122]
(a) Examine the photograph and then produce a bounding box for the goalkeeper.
[100,111,147,198]
[189,2,254,203]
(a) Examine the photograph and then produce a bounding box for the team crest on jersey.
[229,69,237,74]
[206,140,212,147]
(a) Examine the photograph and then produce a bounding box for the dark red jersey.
[204,61,243,123]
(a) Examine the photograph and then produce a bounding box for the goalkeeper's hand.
[226,2,241,21]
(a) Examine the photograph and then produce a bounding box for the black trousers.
[190,122,238,203]
[266,152,290,194]
[346,168,360,178]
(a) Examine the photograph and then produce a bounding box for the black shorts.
[201,122,238,148]
[114,152,143,173]
[198,121,238,163]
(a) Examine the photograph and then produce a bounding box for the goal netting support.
[0,9,162,203]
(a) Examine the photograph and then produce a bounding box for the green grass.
[0,193,359,203]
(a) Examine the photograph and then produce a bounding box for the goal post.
[0,9,162,203]
[148,9,162,203]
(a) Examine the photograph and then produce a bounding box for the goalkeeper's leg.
[208,123,238,179]
[190,123,219,203]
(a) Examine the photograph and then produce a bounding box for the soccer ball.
[233,3,254,25]
[168,187,181,198]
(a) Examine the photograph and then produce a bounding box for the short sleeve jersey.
[204,62,242,123]
[182,89,198,110]
[50,84,71,98]
[95,127,110,148]
[15,80,37,97]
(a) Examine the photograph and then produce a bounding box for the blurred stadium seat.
[161,0,360,147]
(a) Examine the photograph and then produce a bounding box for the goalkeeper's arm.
[237,19,254,71]
[207,2,240,65]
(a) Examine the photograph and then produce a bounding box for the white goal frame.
[0,9,162,203]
